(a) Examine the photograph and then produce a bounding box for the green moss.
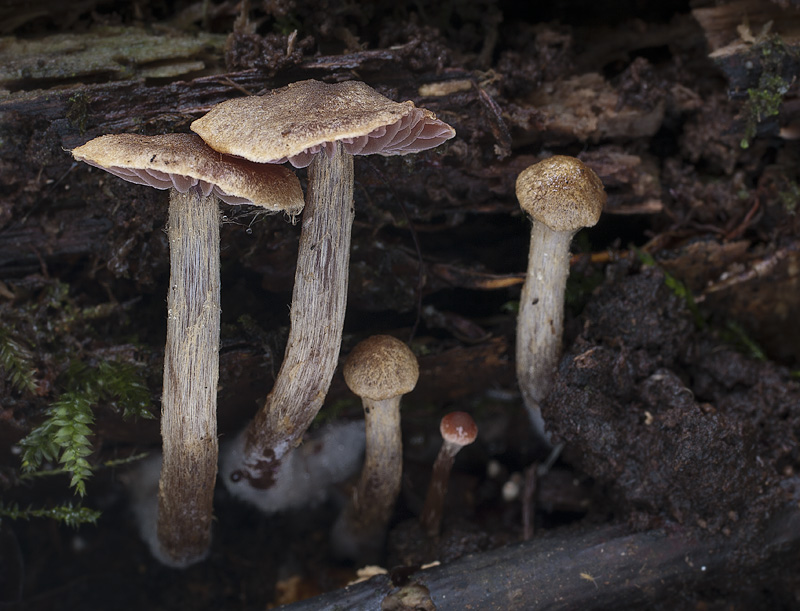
[0,501,100,528]
[19,359,153,497]
[0,327,37,394]
[740,36,798,149]
[20,392,95,496]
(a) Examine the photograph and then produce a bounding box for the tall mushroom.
[515,155,606,438]
[71,133,303,567]
[332,334,419,560]
[191,79,455,495]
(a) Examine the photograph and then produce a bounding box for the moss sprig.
[0,327,37,395]
[19,359,154,497]
[0,501,100,528]
[19,392,95,496]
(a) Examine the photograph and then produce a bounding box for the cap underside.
[191,80,456,168]
[71,133,304,213]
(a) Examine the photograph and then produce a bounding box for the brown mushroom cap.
[515,155,606,233]
[190,79,456,168]
[71,133,304,214]
[440,411,478,447]
[343,335,419,402]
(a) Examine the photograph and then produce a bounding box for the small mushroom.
[515,155,606,438]
[192,80,455,491]
[71,133,303,567]
[419,411,478,537]
[332,334,419,560]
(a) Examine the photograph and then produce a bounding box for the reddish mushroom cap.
[440,411,478,447]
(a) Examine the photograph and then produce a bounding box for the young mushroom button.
[70,133,303,567]
[332,335,419,561]
[194,80,455,493]
[420,411,478,538]
[515,155,606,440]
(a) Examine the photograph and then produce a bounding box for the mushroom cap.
[515,155,606,232]
[190,79,456,168]
[71,133,304,214]
[440,411,478,447]
[343,335,419,401]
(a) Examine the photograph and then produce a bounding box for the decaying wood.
[692,0,800,100]
[279,499,800,610]
[691,0,800,53]
[525,73,665,144]
[0,26,226,90]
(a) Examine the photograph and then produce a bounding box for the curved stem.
[241,142,355,486]
[516,222,574,437]
[419,441,459,537]
[157,188,220,566]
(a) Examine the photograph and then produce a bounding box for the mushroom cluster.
[71,79,457,566]
[71,133,303,567]
[66,74,617,579]
[195,80,455,500]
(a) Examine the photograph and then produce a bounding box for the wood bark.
[279,501,800,611]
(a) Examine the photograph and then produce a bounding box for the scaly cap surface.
[515,155,606,232]
[343,335,419,402]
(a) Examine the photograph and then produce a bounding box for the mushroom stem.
[157,188,220,566]
[516,222,574,436]
[332,334,417,560]
[355,396,403,530]
[241,141,355,485]
[419,411,477,537]
[330,397,403,561]
[419,440,461,538]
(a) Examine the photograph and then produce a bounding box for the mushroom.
[515,155,606,438]
[332,334,419,560]
[419,411,478,537]
[71,133,303,567]
[191,80,455,492]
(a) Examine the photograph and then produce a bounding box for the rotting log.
[278,500,800,610]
